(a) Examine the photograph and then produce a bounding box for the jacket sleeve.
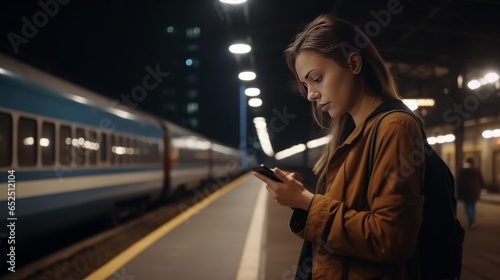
[300,116,425,264]
[290,196,316,235]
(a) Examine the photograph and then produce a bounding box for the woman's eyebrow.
[304,68,317,80]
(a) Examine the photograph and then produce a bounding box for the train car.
[0,53,243,244]
[425,118,500,193]
[270,113,500,194]
[165,122,242,195]
[0,54,166,242]
[291,119,500,193]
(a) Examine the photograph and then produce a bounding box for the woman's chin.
[327,109,341,118]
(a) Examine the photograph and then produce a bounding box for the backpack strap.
[364,109,426,209]
[366,109,459,225]
[368,109,427,178]
[365,109,464,278]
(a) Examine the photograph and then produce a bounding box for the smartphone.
[251,164,283,182]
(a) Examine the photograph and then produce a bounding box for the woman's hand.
[252,168,314,210]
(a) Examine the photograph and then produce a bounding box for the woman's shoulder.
[376,111,421,129]
[374,111,423,139]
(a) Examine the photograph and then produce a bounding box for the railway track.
[0,184,221,280]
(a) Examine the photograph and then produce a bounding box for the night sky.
[1,0,244,149]
[2,0,500,154]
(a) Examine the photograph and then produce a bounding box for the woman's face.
[295,50,360,118]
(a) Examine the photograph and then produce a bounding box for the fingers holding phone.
[289,172,303,183]
[251,164,283,183]
[251,164,313,210]
[251,164,303,184]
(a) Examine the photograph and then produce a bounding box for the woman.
[252,14,425,279]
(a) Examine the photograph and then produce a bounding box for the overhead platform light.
[253,117,274,157]
[427,134,455,145]
[245,87,260,97]
[467,79,481,90]
[219,0,247,4]
[306,136,331,149]
[248,98,262,107]
[229,43,251,54]
[482,129,500,139]
[485,72,499,83]
[238,71,256,81]
[467,72,499,90]
[275,144,306,160]
[402,99,435,111]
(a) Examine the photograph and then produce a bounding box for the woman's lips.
[320,102,330,111]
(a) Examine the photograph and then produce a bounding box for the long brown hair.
[284,13,400,187]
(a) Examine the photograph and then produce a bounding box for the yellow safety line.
[84,172,253,280]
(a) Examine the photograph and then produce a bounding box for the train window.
[75,128,86,166]
[144,142,151,163]
[145,141,150,163]
[59,125,72,166]
[122,137,129,165]
[110,134,116,164]
[117,136,123,165]
[0,112,12,167]
[137,141,144,163]
[88,130,97,165]
[152,143,160,163]
[100,132,107,163]
[41,122,55,166]
[149,142,156,163]
[18,117,37,166]
[131,139,137,164]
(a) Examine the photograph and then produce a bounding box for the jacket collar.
[338,98,412,147]
[365,98,412,122]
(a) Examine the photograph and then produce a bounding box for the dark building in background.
[160,25,202,130]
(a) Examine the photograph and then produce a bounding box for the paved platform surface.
[84,172,500,280]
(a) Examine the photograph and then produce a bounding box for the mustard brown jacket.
[291,99,425,280]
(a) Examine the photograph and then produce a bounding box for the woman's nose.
[307,90,320,102]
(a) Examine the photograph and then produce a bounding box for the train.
[426,119,500,193]
[274,115,500,194]
[0,53,245,243]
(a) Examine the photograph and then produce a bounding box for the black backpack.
[368,110,465,280]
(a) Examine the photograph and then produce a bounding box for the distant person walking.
[456,157,485,229]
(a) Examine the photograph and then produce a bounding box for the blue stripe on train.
[1,177,162,217]
[0,166,162,183]
[0,163,211,183]
[0,178,163,238]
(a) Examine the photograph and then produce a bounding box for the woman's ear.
[348,52,362,74]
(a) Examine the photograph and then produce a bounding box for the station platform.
[82,172,500,280]
[479,190,500,205]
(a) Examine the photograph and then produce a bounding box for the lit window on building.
[190,118,199,128]
[162,88,176,97]
[187,103,199,114]
[187,89,198,99]
[164,25,176,36]
[163,103,177,112]
[185,58,200,68]
[187,44,199,51]
[186,27,201,39]
[186,74,198,84]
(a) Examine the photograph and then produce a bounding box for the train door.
[493,150,500,193]
[160,122,172,200]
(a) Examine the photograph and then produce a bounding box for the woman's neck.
[348,91,383,127]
